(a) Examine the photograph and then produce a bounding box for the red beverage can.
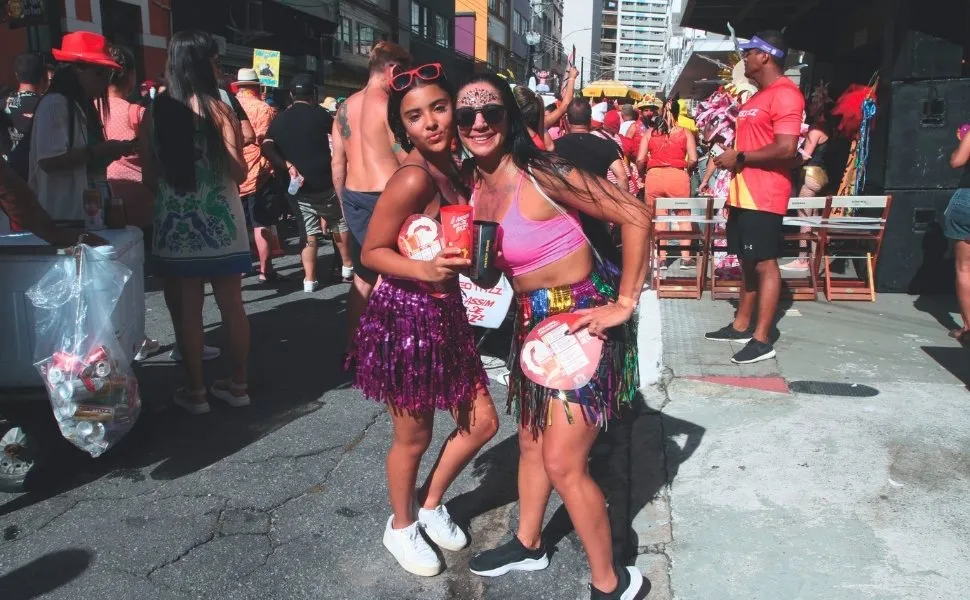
[87,346,109,365]
[53,351,83,375]
[439,205,474,259]
[94,361,112,378]
[46,366,65,386]
[81,376,109,394]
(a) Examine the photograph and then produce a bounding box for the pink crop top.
[478,174,587,277]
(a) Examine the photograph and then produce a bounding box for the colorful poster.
[252,49,281,88]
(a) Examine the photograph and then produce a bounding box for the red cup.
[439,205,474,259]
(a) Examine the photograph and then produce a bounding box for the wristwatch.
[736,152,746,166]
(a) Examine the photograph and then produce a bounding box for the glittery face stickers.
[457,85,500,109]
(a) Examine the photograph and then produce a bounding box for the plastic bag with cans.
[26,244,142,457]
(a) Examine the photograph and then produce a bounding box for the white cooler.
[0,227,146,388]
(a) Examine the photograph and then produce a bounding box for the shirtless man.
[332,41,412,361]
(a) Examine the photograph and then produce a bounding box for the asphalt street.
[0,235,665,600]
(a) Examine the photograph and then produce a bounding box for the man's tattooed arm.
[336,102,351,139]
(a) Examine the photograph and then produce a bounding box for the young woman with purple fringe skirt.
[349,63,498,578]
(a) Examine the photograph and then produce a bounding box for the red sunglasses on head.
[390,63,443,92]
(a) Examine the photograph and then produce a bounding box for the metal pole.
[580,56,584,90]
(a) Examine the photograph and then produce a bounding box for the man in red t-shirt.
[706,30,805,364]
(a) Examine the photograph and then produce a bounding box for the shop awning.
[581,80,643,101]
[680,0,821,37]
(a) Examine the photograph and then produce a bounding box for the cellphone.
[710,145,725,157]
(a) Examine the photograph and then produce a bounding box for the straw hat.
[235,68,261,86]
[321,96,338,112]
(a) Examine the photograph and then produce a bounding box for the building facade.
[597,0,669,92]
[1,0,171,86]
[171,0,340,95]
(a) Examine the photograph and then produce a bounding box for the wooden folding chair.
[652,196,713,299]
[706,198,741,300]
[817,195,892,301]
[780,196,827,300]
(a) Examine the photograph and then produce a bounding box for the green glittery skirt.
[507,264,639,435]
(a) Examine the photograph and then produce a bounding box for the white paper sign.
[458,275,513,329]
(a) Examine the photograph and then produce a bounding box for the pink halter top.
[475,174,587,277]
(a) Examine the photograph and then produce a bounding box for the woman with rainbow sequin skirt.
[350,64,498,578]
[456,73,652,600]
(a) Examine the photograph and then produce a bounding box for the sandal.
[174,388,210,415]
[258,270,289,284]
[949,329,969,341]
[210,379,251,407]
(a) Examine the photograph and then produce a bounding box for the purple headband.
[739,36,786,59]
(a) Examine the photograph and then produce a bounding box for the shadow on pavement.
[447,407,705,564]
[1,292,351,514]
[922,345,970,390]
[913,295,962,335]
[0,548,93,599]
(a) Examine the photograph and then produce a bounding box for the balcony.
[602,14,617,27]
[620,31,667,42]
[602,0,619,13]
[620,2,668,15]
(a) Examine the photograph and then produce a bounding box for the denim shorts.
[943,188,970,241]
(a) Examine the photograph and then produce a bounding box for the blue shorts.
[944,188,970,241]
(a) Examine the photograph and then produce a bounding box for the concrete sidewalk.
[643,294,970,599]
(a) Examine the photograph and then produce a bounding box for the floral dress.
[151,127,251,278]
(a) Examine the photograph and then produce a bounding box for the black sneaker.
[705,323,753,343]
[590,566,647,600]
[469,535,549,577]
[731,339,776,364]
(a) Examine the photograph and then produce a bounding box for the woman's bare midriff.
[509,245,595,294]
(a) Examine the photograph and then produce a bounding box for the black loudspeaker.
[890,30,964,81]
[876,188,955,293]
[868,79,970,191]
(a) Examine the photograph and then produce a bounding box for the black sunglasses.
[455,104,506,128]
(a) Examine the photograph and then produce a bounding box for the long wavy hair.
[458,72,646,261]
[153,30,227,192]
[42,63,108,149]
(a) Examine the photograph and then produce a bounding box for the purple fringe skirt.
[352,278,487,412]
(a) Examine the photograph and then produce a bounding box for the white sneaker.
[341,265,354,279]
[169,345,221,362]
[382,515,442,577]
[304,280,320,293]
[417,503,468,551]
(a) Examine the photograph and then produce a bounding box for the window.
[488,0,497,11]
[512,10,524,35]
[340,17,353,50]
[498,0,506,19]
[435,15,449,48]
[411,2,421,35]
[411,1,430,37]
[357,23,383,55]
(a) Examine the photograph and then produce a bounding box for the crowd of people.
[5,24,969,600]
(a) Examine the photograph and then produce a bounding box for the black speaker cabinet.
[890,30,964,81]
[877,188,955,293]
[867,79,970,191]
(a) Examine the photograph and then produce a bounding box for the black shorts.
[343,189,381,282]
[726,207,784,262]
[242,184,280,229]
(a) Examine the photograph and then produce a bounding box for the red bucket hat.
[52,32,121,70]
